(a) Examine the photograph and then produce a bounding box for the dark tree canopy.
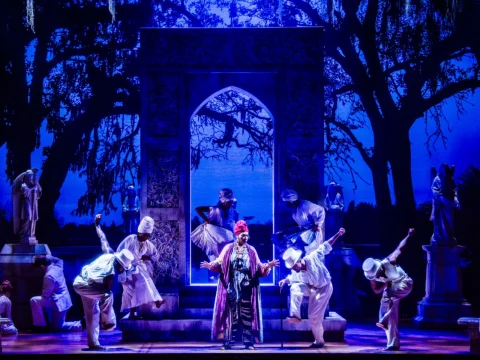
[1,0,479,231]
[191,89,273,170]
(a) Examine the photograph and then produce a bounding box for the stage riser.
[119,312,347,342]
[121,331,345,342]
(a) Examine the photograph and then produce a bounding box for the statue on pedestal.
[324,181,344,243]
[122,185,140,235]
[12,169,42,244]
[430,164,460,247]
[414,164,471,328]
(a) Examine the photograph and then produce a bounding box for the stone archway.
[189,85,275,286]
[140,27,324,287]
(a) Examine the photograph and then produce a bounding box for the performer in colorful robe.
[201,220,279,350]
[362,228,415,351]
[279,227,345,348]
[95,214,165,319]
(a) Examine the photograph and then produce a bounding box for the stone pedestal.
[414,245,471,329]
[325,247,361,317]
[20,237,39,245]
[0,243,51,330]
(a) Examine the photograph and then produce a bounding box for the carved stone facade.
[141,28,324,285]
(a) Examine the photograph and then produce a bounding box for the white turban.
[281,189,298,202]
[138,216,155,234]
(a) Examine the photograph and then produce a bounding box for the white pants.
[290,282,333,345]
[73,277,116,347]
[379,277,413,348]
[30,296,81,332]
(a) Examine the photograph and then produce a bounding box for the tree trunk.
[370,144,393,251]
[38,109,102,238]
[388,128,417,229]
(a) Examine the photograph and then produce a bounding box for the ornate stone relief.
[146,149,179,208]
[150,220,180,284]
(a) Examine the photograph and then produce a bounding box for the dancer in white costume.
[192,188,238,262]
[362,228,415,351]
[279,228,345,348]
[30,255,82,332]
[0,281,18,335]
[95,214,165,319]
[273,189,326,256]
[73,248,134,350]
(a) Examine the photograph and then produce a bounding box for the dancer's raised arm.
[94,214,114,254]
[387,228,415,264]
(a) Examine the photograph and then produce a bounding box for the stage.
[0,321,474,358]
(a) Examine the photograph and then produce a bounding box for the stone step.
[178,286,285,297]
[119,312,346,342]
[179,295,287,308]
[178,308,289,319]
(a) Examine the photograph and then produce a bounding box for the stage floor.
[0,321,473,358]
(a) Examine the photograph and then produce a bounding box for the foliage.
[191,89,273,170]
[1,0,479,226]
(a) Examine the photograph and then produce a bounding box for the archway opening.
[189,86,275,285]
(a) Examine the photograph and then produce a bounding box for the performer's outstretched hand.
[267,259,280,269]
[278,278,289,289]
[200,261,211,270]
[338,227,346,236]
[408,228,415,237]
[95,214,102,226]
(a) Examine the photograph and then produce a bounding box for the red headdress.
[234,220,249,236]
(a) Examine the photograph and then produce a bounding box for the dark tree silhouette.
[0,0,150,228]
[2,0,479,234]
[191,90,273,170]
[275,0,480,228]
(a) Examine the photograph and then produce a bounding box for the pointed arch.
[190,85,274,121]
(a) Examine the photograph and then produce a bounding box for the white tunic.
[376,259,406,283]
[117,235,162,311]
[287,242,332,288]
[79,254,116,286]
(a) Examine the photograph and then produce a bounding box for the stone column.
[414,245,471,328]
[0,244,51,330]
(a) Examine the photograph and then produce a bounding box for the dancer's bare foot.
[376,322,388,331]
[286,316,301,324]
[155,299,167,308]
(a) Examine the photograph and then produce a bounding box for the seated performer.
[201,220,279,350]
[362,228,415,351]
[272,189,326,256]
[95,214,165,319]
[73,247,134,350]
[30,255,82,332]
[0,280,18,335]
[192,188,239,262]
[279,227,345,348]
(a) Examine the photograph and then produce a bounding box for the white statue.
[12,168,42,244]
[430,164,460,247]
